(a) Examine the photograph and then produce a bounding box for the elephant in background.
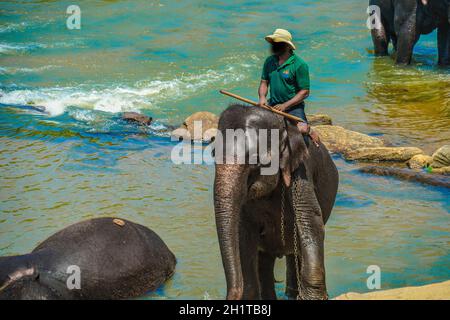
[213,105,339,300]
[369,0,450,65]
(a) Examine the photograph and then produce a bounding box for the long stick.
[219,90,305,123]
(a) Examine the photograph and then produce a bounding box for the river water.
[0,0,449,299]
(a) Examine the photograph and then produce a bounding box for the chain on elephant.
[280,182,302,300]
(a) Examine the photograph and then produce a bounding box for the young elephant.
[213,104,339,300]
[0,218,176,299]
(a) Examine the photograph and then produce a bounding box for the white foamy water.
[0,39,83,55]
[0,65,249,116]
[0,42,46,54]
[0,65,59,75]
[0,22,27,33]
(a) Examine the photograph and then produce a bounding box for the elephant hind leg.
[438,23,450,65]
[371,23,391,56]
[394,2,418,65]
[258,252,276,300]
[239,217,260,300]
[290,172,328,300]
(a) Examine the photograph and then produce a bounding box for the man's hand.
[258,97,268,107]
[273,103,288,112]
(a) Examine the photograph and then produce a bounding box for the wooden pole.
[219,90,305,123]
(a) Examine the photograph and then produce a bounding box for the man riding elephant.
[258,28,320,146]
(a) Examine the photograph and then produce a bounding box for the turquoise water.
[0,0,449,299]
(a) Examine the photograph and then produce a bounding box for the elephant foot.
[226,287,243,300]
[298,286,328,300]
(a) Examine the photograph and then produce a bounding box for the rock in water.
[122,112,152,126]
[334,280,450,300]
[171,111,333,143]
[431,145,450,168]
[344,147,423,162]
[172,111,219,143]
[431,166,450,175]
[0,218,176,300]
[407,154,433,169]
[313,125,384,154]
[359,166,450,188]
[307,114,333,126]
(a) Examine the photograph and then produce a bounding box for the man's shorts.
[286,103,310,146]
[286,104,308,123]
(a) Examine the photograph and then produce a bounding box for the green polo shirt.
[261,54,310,106]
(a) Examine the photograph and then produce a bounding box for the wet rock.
[430,166,450,175]
[122,112,152,126]
[307,114,332,126]
[343,147,423,162]
[334,280,450,300]
[407,154,433,169]
[431,145,450,168]
[172,111,219,143]
[313,125,384,154]
[359,166,450,188]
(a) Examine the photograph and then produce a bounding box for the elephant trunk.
[214,164,248,300]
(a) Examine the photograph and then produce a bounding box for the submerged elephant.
[0,217,176,299]
[213,105,339,300]
[369,0,450,65]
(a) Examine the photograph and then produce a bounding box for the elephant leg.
[394,3,418,64]
[285,254,301,299]
[438,23,450,66]
[239,219,260,300]
[371,21,390,56]
[258,251,276,300]
[391,34,398,51]
[290,168,327,300]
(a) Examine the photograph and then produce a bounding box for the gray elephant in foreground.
[0,218,176,299]
[213,105,339,300]
[369,0,450,65]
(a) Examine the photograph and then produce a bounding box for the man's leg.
[287,106,320,147]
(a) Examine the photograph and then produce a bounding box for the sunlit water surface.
[0,0,449,299]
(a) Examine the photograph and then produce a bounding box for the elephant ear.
[279,120,309,187]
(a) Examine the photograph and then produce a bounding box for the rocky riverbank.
[334,280,450,300]
[171,111,450,188]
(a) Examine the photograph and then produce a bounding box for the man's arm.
[258,79,269,106]
[273,89,310,112]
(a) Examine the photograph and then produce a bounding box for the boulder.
[313,125,384,154]
[334,280,450,300]
[172,111,219,143]
[407,154,433,169]
[431,145,450,168]
[343,147,423,162]
[307,114,332,126]
[431,166,450,175]
[122,112,152,126]
[359,166,450,188]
